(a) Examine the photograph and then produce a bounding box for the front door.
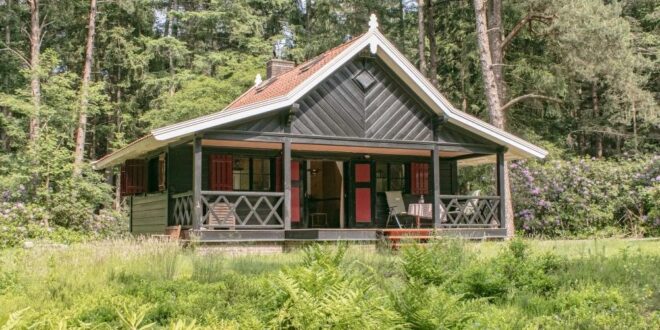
[350,161,374,227]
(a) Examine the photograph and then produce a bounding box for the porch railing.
[171,191,194,226]
[201,191,285,229]
[438,195,501,227]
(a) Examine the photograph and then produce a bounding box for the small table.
[407,203,433,228]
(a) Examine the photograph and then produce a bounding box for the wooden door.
[290,160,303,225]
[352,161,373,226]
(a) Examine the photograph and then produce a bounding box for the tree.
[73,0,98,176]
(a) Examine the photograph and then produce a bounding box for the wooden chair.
[207,202,236,230]
[385,191,407,228]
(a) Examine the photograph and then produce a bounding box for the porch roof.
[93,18,548,170]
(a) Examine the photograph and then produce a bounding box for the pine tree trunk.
[473,0,516,238]
[488,0,506,104]
[28,0,41,142]
[592,83,603,158]
[473,0,502,117]
[417,0,426,73]
[73,0,97,176]
[2,0,12,151]
[426,0,438,86]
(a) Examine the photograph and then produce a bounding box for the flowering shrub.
[510,155,660,237]
[0,200,126,248]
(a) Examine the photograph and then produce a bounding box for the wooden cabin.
[93,16,547,243]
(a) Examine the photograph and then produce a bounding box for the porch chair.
[385,191,407,228]
[207,202,236,230]
[463,190,481,220]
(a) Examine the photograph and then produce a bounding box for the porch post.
[283,138,292,230]
[432,145,442,228]
[192,136,202,230]
[496,150,506,229]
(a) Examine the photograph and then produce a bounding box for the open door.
[350,161,374,226]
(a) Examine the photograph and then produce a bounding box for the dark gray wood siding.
[292,57,435,141]
[131,193,168,234]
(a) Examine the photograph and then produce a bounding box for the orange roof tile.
[227,35,363,110]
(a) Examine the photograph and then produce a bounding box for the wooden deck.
[189,227,506,243]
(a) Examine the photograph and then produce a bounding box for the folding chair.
[385,191,407,228]
[207,202,236,230]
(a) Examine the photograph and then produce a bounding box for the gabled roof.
[94,20,547,169]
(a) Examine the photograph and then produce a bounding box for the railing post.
[496,150,506,229]
[283,138,292,230]
[192,136,202,230]
[432,145,441,228]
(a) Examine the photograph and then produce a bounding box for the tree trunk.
[2,0,12,151]
[472,0,502,119]
[73,0,97,176]
[417,0,426,73]
[488,0,507,104]
[426,0,438,86]
[28,0,41,142]
[473,0,515,238]
[592,83,603,158]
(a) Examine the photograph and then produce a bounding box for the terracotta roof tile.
[227,35,364,110]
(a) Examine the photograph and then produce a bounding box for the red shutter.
[411,162,429,195]
[122,159,147,196]
[291,160,301,223]
[354,163,372,223]
[209,154,233,191]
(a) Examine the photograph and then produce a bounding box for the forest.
[0,0,658,245]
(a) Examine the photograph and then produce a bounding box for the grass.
[0,238,658,329]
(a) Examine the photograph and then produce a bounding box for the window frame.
[375,162,409,193]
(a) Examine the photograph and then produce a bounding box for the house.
[93,15,547,243]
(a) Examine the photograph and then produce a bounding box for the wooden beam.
[432,145,441,228]
[496,150,506,229]
[192,136,202,230]
[283,138,292,230]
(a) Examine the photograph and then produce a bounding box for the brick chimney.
[266,59,295,79]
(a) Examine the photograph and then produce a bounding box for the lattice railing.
[438,195,501,227]
[171,191,194,226]
[201,191,284,229]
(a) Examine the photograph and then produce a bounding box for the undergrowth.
[0,238,658,329]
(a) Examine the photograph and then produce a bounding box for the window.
[252,158,272,191]
[375,162,408,193]
[376,163,387,192]
[389,164,406,191]
[232,158,250,191]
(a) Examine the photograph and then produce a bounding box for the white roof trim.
[98,29,547,169]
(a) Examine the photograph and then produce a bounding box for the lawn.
[0,238,658,329]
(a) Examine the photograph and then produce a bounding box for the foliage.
[510,155,660,237]
[0,239,658,329]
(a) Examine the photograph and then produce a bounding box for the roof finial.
[368,13,379,32]
[254,74,262,86]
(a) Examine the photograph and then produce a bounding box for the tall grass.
[0,238,658,329]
